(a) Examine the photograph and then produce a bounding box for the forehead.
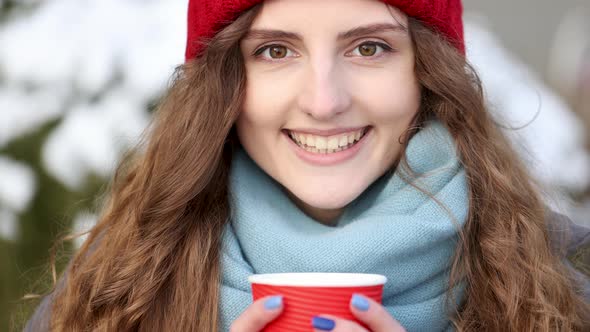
[251,0,408,31]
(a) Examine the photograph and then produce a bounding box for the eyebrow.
[243,23,408,42]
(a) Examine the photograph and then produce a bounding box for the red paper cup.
[248,272,387,332]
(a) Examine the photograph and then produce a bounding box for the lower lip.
[284,127,372,166]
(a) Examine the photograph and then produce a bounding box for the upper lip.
[285,126,369,137]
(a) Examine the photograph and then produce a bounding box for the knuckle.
[374,303,389,316]
[341,321,368,332]
[251,313,268,327]
[339,318,368,332]
[231,305,271,332]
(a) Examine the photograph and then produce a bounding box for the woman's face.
[237,0,420,225]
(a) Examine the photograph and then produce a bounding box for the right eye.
[253,44,295,61]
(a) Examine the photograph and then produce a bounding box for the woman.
[25,0,590,331]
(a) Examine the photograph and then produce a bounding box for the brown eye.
[358,44,377,56]
[350,42,393,58]
[269,45,288,58]
[254,44,294,60]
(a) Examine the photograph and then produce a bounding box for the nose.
[297,58,352,120]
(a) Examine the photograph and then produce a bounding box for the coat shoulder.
[546,210,590,301]
[546,210,590,260]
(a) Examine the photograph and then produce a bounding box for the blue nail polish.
[312,316,335,331]
[351,293,370,311]
[264,295,283,310]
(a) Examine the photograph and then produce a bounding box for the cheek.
[354,69,421,121]
[238,79,286,133]
[348,66,420,167]
[241,64,302,119]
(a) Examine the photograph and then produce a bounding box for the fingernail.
[264,295,283,310]
[311,316,335,331]
[351,293,369,311]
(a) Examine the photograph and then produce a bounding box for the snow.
[0,156,36,212]
[0,0,185,93]
[72,210,98,248]
[465,18,590,192]
[42,91,150,189]
[0,209,18,242]
[0,157,35,242]
[0,0,185,189]
[0,84,67,147]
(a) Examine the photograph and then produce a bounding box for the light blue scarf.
[219,121,468,331]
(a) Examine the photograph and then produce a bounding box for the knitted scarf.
[219,121,468,331]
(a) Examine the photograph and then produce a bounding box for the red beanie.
[185,0,464,61]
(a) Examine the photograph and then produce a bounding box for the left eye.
[350,42,391,57]
[255,44,295,60]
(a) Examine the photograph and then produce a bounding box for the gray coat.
[23,212,590,331]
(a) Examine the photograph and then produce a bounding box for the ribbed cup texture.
[252,284,383,332]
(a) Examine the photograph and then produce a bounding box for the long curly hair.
[38,4,589,331]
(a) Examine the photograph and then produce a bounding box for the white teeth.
[315,137,327,149]
[288,127,369,154]
[297,133,306,145]
[339,135,348,147]
[327,137,339,150]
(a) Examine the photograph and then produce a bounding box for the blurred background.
[0,0,589,330]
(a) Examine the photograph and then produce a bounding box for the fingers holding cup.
[230,295,284,332]
[311,314,368,331]
[349,293,406,332]
[310,294,405,332]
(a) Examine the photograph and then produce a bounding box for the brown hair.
[38,4,589,331]
[409,19,590,330]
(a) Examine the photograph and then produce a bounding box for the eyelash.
[252,41,394,62]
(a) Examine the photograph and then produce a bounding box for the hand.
[230,295,284,332]
[311,294,406,332]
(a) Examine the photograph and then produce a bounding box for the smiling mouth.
[284,126,371,154]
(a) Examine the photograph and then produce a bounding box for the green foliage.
[0,1,41,23]
[0,119,108,331]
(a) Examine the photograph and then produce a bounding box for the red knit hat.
[185,0,464,61]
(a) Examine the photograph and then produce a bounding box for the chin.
[294,186,364,210]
